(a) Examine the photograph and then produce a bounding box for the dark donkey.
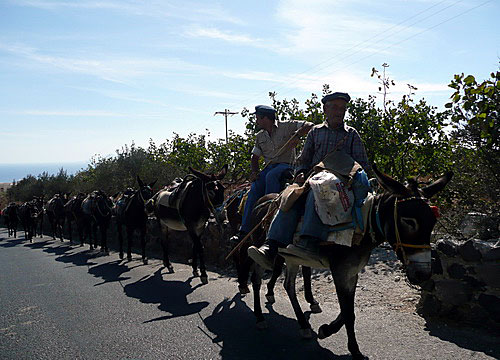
[18,200,36,242]
[64,193,86,244]
[277,165,453,360]
[114,176,157,264]
[32,196,45,238]
[147,165,227,284]
[229,192,321,329]
[46,193,69,241]
[3,203,19,237]
[82,190,114,252]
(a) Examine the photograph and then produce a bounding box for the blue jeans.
[267,190,329,245]
[239,163,292,234]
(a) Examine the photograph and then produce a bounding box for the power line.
[228,0,489,109]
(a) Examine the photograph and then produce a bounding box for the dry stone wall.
[418,236,500,330]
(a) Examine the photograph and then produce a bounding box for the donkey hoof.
[193,270,200,277]
[299,328,314,339]
[127,256,132,262]
[265,294,275,304]
[256,320,268,330]
[310,303,322,313]
[239,285,250,295]
[119,253,124,259]
[167,265,175,273]
[200,275,208,284]
[143,258,148,265]
[317,325,328,339]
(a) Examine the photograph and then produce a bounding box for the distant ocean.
[0,162,89,183]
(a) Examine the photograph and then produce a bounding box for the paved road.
[0,228,498,360]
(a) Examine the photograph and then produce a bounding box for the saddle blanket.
[309,170,354,226]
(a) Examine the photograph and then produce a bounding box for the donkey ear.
[149,179,157,188]
[189,167,209,181]
[373,163,409,196]
[421,171,453,199]
[137,175,144,187]
[216,164,228,180]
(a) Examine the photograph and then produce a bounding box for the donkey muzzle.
[406,250,432,284]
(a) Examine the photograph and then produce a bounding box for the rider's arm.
[250,154,260,182]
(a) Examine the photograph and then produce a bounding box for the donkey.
[114,176,157,264]
[46,193,69,241]
[82,190,113,252]
[147,165,227,284]
[18,201,36,242]
[32,196,45,238]
[64,193,86,244]
[230,193,321,328]
[3,203,18,238]
[277,165,452,360]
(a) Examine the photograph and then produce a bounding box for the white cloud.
[184,26,268,47]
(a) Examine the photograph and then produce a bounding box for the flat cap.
[321,92,351,104]
[251,105,276,116]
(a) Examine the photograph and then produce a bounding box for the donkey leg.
[235,253,251,295]
[190,241,199,278]
[160,227,174,273]
[284,263,313,339]
[266,256,284,304]
[126,227,133,261]
[329,273,365,360]
[67,220,73,243]
[251,265,267,328]
[302,266,322,313]
[117,224,124,259]
[140,227,148,265]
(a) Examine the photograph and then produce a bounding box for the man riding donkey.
[247,92,373,269]
[230,105,314,245]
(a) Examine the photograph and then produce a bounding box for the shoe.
[248,244,275,271]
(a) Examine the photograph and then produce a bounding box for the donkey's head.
[137,176,157,204]
[188,165,228,208]
[373,164,453,285]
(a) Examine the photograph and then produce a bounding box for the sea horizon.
[0,161,89,183]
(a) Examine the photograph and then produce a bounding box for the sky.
[0,0,498,166]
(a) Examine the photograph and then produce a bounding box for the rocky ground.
[221,242,421,315]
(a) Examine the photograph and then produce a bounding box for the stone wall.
[417,236,500,330]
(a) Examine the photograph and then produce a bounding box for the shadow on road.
[124,268,209,322]
[54,249,99,268]
[199,294,346,360]
[0,237,25,247]
[423,317,499,358]
[88,259,138,286]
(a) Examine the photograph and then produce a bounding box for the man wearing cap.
[232,105,314,243]
[248,92,371,269]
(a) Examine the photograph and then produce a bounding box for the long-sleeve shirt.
[297,122,371,172]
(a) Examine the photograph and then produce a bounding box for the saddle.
[157,175,197,210]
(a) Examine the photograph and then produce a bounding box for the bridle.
[375,195,432,266]
[201,179,224,225]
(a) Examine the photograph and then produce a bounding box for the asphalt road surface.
[0,228,498,360]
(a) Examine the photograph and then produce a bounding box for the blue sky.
[1,0,498,165]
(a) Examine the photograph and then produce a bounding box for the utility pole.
[214,109,238,143]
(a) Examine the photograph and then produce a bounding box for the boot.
[248,242,277,271]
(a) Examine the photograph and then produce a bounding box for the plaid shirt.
[297,122,371,172]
